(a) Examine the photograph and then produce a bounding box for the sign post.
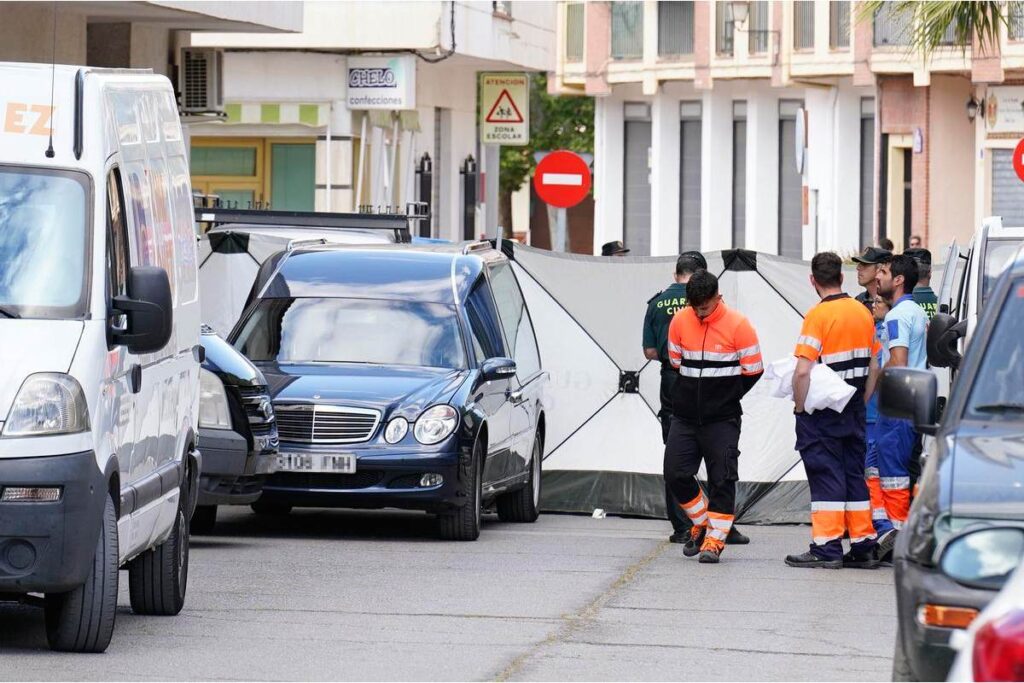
[533,150,592,253]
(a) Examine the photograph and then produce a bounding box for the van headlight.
[414,405,459,445]
[2,373,90,437]
[199,369,232,430]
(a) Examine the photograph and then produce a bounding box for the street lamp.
[729,1,750,27]
[966,96,983,122]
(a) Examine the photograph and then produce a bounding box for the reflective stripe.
[707,528,728,542]
[881,476,911,490]
[797,335,822,352]
[892,519,905,530]
[741,361,763,373]
[680,366,742,378]
[865,467,880,479]
[680,350,703,360]
[682,499,707,516]
[813,535,842,545]
[811,501,846,512]
[690,512,709,526]
[681,349,740,362]
[821,348,872,364]
[737,344,761,358]
[845,500,871,512]
[872,507,890,520]
[836,367,870,379]
[707,515,734,529]
[667,341,683,354]
[849,534,876,544]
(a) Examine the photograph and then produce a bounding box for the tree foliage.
[858,1,1008,58]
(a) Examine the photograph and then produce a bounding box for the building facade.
[553,0,1024,257]
[187,1,556,241]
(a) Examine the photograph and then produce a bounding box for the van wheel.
[496,434,542,523]
[191,505,217,535]
[892,624,917,681]
[128,477,190,616]
[44,494,118,653]
[251,500,292,516]
[438,439,483,541]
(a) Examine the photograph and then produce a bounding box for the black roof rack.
[194,207,412,243]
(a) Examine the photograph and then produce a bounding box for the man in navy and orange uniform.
[665,270,763,564]
[785,252,880,569]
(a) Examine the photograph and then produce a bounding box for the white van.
[0,63,200,652]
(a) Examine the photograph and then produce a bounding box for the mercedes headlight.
[414,405,459,445]
[384,417,409,444]
[3,373,89,437]
[199,369,232,430]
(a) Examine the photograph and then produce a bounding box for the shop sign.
[347,56,416,110]
[985,86,1024,134]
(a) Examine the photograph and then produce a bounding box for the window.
[488,263,541,379]
[716,2,734,56]
[873,3,911,46]
[106,168,130,300]
[1011,1,1024,41]
[611,1,644,60]
[658,1,694,57]
[190,138,316,212]
[466,280,505,363]
[830,1,850,49]
[966,278,1024,420]
[748,1,769,54]
[733,102,747,249]
[794,0,815,50]
[623,102,652,256]
[566,2,585,62]
[859,98,876,250]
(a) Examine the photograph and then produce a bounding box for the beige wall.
[0,3,87,64]
[928,75,976,251]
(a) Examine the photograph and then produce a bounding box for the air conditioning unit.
[179,48,224,113]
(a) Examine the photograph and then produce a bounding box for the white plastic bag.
[764,356,857,414]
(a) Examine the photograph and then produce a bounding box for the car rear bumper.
[894,557,994,682]
[259,448,462,512]
[198,428,276,506]
[0,451,106,595]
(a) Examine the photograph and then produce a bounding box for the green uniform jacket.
[913,286,938,320]
[643,282,688,366]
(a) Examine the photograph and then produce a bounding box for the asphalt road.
[0,509,896,681]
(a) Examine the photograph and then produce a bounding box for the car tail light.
[973,610,1024,682]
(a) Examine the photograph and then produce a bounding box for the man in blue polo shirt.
[866,254,928,558]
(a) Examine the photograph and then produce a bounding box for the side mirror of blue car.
[481,357,517,382]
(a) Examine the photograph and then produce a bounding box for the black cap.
[601,240,630,256]
[903,247,932,266]
[852,246,893,265]
[676,251,708,273]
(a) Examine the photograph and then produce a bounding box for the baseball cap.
[903,247,932,265]
[852,246,893,265]
[601,240,630,256]
[676,251,708,273]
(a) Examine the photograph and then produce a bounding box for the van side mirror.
[111,266,173,354]
[481,357,516,382]
[927,312,966,369]
[879,368,939,435]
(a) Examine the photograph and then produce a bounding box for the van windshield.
[967,277,1024,420]
[982,238,1024,305]
[0,167,90,318]
[234,297,467,369]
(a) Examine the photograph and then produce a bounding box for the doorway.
[880,134,913,252]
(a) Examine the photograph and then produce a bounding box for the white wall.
[593,95,626,252]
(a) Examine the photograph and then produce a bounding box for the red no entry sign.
[1014,138,1024,183]
[533,151,592,209]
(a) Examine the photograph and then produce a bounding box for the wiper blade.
[0,305,20,319]
[974,403,1024,413]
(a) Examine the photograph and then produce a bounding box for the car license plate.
[276,453,356,474]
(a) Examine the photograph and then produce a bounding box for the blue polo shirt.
[880,295,928,369]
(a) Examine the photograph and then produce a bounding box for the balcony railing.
[873,3,911,46]
[658,0,695,57]
[749,0,769,54]
[830,1,850,49]
[793,0,814,50]
[611,1,644,60]
[1012,1,1024,41]
[565,2,584,62]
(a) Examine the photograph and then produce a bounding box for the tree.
[498,73,594,236]
[859,1,1007,58]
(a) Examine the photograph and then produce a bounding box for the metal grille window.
[873,3,911,46]
[1012,1,1024,41]
[860,98,876,249]
[748,1,769,54]
[611,1,644,60]
[794,0,815,50]
[716,2,734,56]
[566,2,585,62]
[938,22,964,46]
[830,1,850,49]
[658,0,695,56]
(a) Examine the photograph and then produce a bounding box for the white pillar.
[701,86,733,251]
[833,83,864,254]
[650,87,681,256]
[594,96,625,254]
[746,89,780,254]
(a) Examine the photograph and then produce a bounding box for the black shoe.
[876,529,899,559]
[683,527,706,557]
[668,530,690,544]
[726,527,750,545]
[784,551,842,569]
[842,550,880,569]
[699,546,722,564]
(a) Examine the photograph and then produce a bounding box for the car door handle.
[129,364,142,394]
[506,389,524,405]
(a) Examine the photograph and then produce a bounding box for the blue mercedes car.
[228,242,547,540]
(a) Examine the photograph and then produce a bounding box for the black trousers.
[659,367,691,534]
[663,416,741,520]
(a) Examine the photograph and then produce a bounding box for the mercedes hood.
[0,320,84,422]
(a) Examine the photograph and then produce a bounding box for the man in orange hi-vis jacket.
[785,252,881,570]
[665,269,763,564]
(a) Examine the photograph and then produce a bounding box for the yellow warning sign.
[480,72,529,146]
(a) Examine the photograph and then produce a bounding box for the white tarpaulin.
[503,243,862,524]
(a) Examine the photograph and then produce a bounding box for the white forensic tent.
[503,243,862,524]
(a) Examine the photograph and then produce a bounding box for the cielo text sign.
[347,56,416,110]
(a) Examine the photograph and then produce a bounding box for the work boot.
[698,538,724,564]
[683,526,706,557]
[784,550,842,569]
[668,530,689,544]
[842,549,880,570]
[726,527,750,545]
[876,529,899,560]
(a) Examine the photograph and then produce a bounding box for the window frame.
[464,276,507,366]
[484,261,542,382]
